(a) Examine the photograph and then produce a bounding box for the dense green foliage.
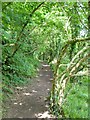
[2,2,89,118]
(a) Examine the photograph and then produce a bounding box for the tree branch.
[25,47,38,55]
[71,70,88,76]
[16,2,44,43]
[67,46,89,70]
[56,46,89,81]
[11,26,36,57]
[55,37,90,76]
[57,53,90,107]
[5,2,45,60]
[51,37,90,99]
[75,7,88,29]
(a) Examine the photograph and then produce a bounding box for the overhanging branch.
[55,37,90,76]
[11,2,45,57]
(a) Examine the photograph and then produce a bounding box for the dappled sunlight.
[46,75,50,76]
[3,61,53,118]
[14,102,23,106]
[32,90,37,93]
[36,75,39,78]
[35,111,55,118]
[29,108,31,111]
[37,79,40,82]
[45,104,49,108]
[50,78,53,81]
[18,117,23,118]
[37,68,40,71]
[14,102,18,105]
[51,58,57,64]
[39,74,43,76]
[23,92,33,96]
[11,98,17,101]
[16,87,23,90]
[2,1,88,118]
[19,103,23,106]
[42,64,50,67]
[16,87,27,90]
[47,89,50,91]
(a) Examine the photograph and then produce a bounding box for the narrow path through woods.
[4,62,54,118]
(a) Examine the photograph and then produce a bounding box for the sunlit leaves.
[2,2,89,118]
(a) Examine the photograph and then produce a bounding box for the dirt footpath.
[3,62,54,118]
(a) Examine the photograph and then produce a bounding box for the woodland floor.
[3,62,55,118]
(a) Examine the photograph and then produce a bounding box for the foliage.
[63,77,88,118]
[2,2,41,98]
[2,1,89,118]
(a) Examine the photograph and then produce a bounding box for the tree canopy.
[2,1,90,118]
